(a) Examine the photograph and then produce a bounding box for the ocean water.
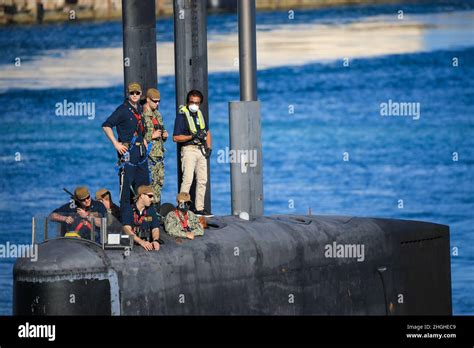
[0,1,473,315]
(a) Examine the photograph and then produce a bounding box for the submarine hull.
[13,215,451,315]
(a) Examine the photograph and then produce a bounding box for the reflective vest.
[179,105,206,134]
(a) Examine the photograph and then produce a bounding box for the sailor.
[102,82,150,218]
[122,185,161,251]
[95,188,122,232]
[164,192,204,240]
[49,186,106,242]
[172,89,213,217]
[142,88,168,210]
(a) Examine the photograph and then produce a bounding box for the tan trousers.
[180,145,207,211]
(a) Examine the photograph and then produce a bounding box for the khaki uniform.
[176,105,209,212]
[143,108,166,203]
[180,145,207,211]
[164,209,204,238]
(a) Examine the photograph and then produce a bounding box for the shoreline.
[2,9,473,91]
[0,0,406,26]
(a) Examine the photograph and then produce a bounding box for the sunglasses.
[151,99,160,103]
[130,91,141,96]
[145,194,154,198]
[79,196,91,202]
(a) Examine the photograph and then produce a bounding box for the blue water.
[0,2,473,315]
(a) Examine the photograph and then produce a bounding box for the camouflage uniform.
[164,209,204,238]
[143,108,166,204]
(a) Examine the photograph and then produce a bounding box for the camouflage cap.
[95,188,110,200]
[74,186,90,200]
[176,192,191,203]
[137,185,154,197]
[146,88,160,100]
[127,82,142,93]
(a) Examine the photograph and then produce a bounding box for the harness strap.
[115,135,152,172]
[128,102,144,135]
[133,207,148,232]
[175,209,189,230]
[75,219,92,232]
[114,104,149,172]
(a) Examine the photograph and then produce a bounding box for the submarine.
[13,0,452,316]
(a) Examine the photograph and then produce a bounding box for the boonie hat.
[74,186,90,200]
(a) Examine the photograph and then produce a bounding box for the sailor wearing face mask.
[172,89,213,217]
[164,192,204,240]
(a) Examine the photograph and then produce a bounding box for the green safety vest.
[180,105,206,134]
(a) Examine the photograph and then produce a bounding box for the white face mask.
[188,104,199,113]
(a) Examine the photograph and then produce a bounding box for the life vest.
[133,206,153,241]
[174,209,189,231]
[116,103,149,171]
[179,105,206,135]
[151,116,159,129]
[132,110,144,135]
[65,219,92,239]
[126,101,145,137]
[75,219,92,233]
[133,207,148,230]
